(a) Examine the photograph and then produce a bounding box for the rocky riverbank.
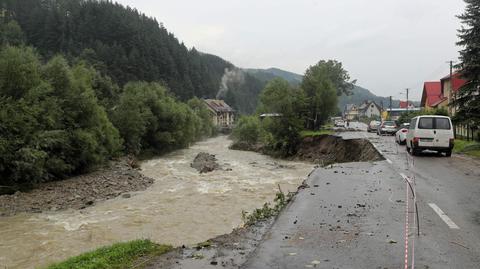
[0,158,154,217]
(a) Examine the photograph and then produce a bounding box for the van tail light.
[413,137,420,146]
[449,138,454,147]
[401,129,408,133]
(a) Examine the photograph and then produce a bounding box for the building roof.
[421,82,442,107]
[260,113,282,118]
[430,97,448,107]
[399,101,415,108]
[386,107,421,112]
[358,100,382,113]
[204,99,234,113]
[344,104,357,112]
[440,72,467,93]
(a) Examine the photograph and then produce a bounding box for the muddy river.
[0,136,313,268]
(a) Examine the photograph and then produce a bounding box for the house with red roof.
[420,82,445,110]
[440,72,467,116]
[399,101,415,109]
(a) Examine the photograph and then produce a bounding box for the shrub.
[232,116,264,144]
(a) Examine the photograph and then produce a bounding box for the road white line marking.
[386,158,393,164]
[428,203,460,229]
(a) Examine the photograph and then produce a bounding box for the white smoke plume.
[216,68,245,99]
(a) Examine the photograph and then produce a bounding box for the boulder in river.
[191,152,220,173]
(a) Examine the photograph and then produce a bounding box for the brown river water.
[0,136,313,268]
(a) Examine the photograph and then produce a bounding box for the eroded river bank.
[0,136,313,268]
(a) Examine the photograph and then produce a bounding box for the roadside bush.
[241,191,293,226]
[397,108,448,124]
[232,116,264,144]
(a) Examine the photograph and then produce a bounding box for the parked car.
[334,119,346,127]
[395,123,410,144]
[367,120,380,132]
[406,115,454,157]
[377,120,397,135]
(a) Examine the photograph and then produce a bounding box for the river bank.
[0,136,313,268]
[230,134,384,166]
[0,158,154,217]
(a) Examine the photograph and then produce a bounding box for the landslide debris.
[294,135,384,165]
[0,157,154,216]
[191,152,220,173]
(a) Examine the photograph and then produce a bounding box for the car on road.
[377,120,397,135]
[334,119,346,127]
[367,120,380,132]
[406,115,454,157]
[395,123,410,144]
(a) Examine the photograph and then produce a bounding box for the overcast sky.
[116,0,465,100]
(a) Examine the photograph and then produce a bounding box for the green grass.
[453,139,480,158]
[46,240,172,269]
[300,129,334,138]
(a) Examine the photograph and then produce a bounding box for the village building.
[204,99,235,128]
[440,72,467,116]
[357,100,382,119]
[420,82,444,110]
[399,101,416,110]
[343,104,359,121]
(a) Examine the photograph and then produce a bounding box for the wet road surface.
[243,127,480,269]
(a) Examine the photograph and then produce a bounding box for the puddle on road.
[0,136,313,268]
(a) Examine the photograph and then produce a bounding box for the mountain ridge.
[245,68,415,110]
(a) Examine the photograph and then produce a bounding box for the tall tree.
[455,0,480,127]
[302,60,353,129]
[0,20,25,46]
[257,78,306,155]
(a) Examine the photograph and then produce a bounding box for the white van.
[406,115,454,157]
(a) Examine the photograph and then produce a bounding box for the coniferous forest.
[0,0,264,186]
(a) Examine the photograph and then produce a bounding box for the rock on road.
[242,126,480,269]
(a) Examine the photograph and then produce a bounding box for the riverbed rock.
[191,152,220,173]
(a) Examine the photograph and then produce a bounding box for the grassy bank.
[454,139,480,158]
[300,129,334,138]
[46,240,172,269]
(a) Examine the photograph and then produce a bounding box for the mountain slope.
[2,0,268,114]
[245,68,302,85]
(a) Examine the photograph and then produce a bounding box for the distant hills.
[244,68,303,86]
[245,68,412,111]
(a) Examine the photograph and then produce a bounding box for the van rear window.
[435,118,451,130]
[418,117,434,129]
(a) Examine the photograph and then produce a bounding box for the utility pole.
[389,96,392,120]
[406,88,410,114]
[448,60,456,137]
[447,60,455,113]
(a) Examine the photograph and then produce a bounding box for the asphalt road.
[242,126,480,269]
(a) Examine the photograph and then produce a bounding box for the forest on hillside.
[0,0,263,113]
